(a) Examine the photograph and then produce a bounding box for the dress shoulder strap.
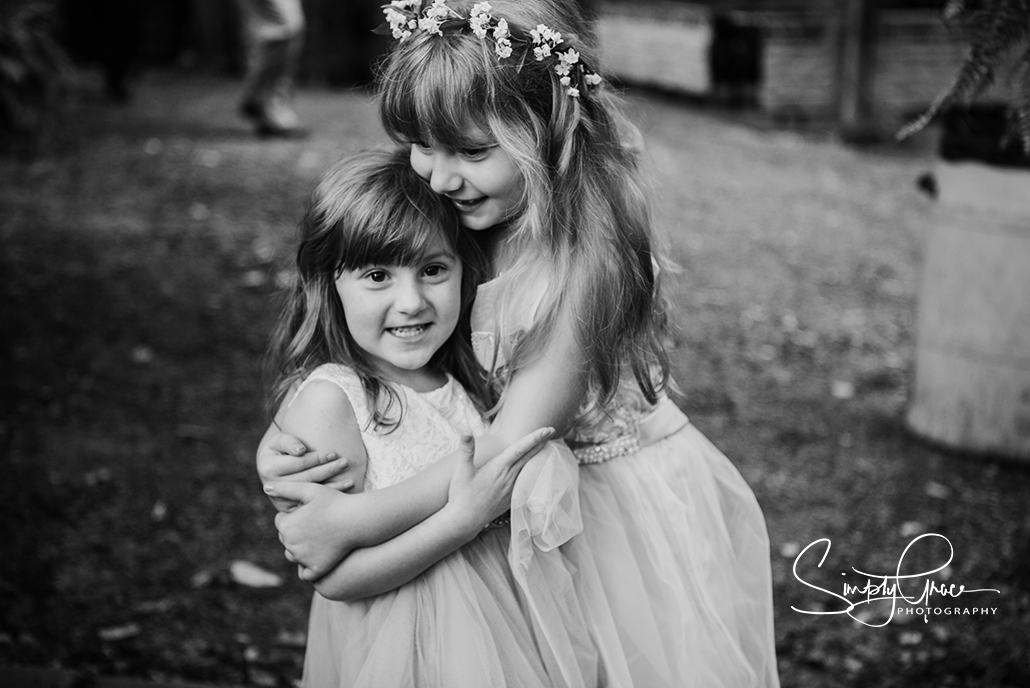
[289,363,371,429]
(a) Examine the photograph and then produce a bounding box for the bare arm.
[259,313,587,570]
[272,429,553,600]
[471,311,589,464]
[269,381,456,572]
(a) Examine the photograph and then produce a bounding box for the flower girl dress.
[296,363,597,688]
[472,276,781,688]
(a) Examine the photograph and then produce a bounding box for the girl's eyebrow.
[421,250,456,262]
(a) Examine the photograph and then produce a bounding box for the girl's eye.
[423,264,446,278]
[365,270,389,283]
[412,140,433,153]
[460,145,494,161]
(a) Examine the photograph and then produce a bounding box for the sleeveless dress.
[294,364,597,688]
[472,277,782,688]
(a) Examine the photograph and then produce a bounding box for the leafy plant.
[898,0,1030,151]
[0,0,70,154]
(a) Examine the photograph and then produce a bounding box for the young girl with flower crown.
[260,1,780,686]
[265,147,605,687]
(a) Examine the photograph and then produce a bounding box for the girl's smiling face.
[334,232,462,391]
[409,129,522,231]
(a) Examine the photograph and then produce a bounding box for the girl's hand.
[445,428,555,531]
[256,427,354,512]
[267,481,353,580]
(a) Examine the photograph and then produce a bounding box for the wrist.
[438,503,486,543]
[471,432,507,468]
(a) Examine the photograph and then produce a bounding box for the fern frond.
[898,0,1030,149]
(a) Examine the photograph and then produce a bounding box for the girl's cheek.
[409,147,432,181]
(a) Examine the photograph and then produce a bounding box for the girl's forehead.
[416,117,494,146]
[425,122,494,147]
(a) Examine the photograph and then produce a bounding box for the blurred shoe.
[246,97,309,139]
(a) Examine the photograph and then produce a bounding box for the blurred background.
[2,0,1029,686]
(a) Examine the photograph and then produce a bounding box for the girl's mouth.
[387,324,431,339]
[451,197,486,212]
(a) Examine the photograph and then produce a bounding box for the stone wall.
[598,5,1011,131]
[597,2,713,95]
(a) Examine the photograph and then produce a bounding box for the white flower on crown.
[469,17,489,37]
[494,17,508,39]
[538,25,560,43]
[469,2,492,37]
[419,15,443,34]
[379,3,597,99]
[384,7,412,40]
[471,15,492,36]
[495,36,512,58]
[530,24,562,45]
[426,0,451,18]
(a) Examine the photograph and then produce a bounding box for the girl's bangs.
[380,36,495,150]
[335,186,453,273]
[310,148,459,276]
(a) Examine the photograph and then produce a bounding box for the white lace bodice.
[292,364,487,491]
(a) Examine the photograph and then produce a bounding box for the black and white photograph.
[2,1,1028,687]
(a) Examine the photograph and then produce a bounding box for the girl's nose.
[428,153,462,195]
[394,278,428,315]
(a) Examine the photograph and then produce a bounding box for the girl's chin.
[460,216,509,234]
[459,217,499,232]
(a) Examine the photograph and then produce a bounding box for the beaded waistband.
[572,434,640,465]
[570,397,689,466]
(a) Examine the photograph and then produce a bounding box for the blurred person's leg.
[236,0,306,136]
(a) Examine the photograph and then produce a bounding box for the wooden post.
[835,0,873,139]
[907,161,1030,460]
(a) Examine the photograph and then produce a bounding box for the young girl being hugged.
[265,147,599,688]
[262,1,781,686]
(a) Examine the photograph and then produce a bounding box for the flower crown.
[378,1,603,99]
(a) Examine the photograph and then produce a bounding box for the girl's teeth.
[391,325,428,337]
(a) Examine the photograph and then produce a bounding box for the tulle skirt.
[568,413,781,688]
[300,527,593,688]
[301,407,779,688]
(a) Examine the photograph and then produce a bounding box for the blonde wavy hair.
[377,0,673,415]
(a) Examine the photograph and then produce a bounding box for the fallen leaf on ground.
[779,541,801,558]
[241,270,267,288]
[832,380,855,399]
[99,624,141,642]
[130,346,154,364]
[230,560,282,588]
[276,629,307,648]
[900,521,923,538]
